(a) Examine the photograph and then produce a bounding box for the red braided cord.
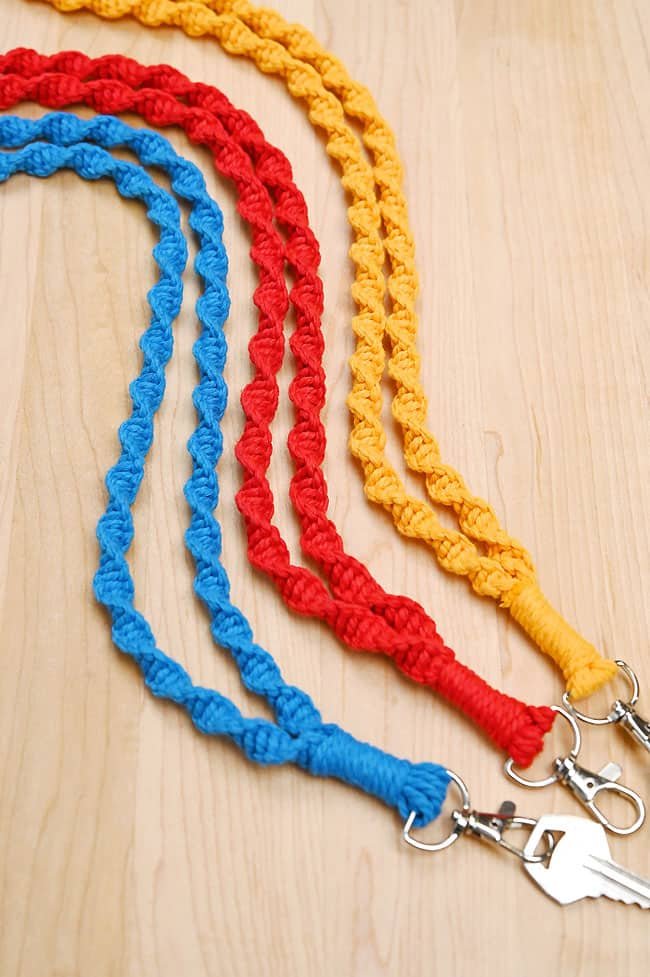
[0,48,555,763]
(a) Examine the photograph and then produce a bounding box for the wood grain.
[0,2,648,974]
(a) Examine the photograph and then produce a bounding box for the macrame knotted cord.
[35,0,618,700]
[0,50,556,765]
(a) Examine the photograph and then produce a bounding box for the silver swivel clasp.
[402,771,555,863]
[505,706,645,836]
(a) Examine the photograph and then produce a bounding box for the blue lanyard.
[0,113,450,830]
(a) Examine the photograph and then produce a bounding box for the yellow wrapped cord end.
[507,581,618,700]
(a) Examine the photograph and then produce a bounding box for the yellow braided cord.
[38,0,618,699]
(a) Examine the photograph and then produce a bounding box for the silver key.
[522,813,650,907]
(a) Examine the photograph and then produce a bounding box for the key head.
[523,814,612,905]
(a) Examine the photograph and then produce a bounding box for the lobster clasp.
[553,756,646,836]
[402,778,555,865]
[451,801,555,863]
[505,706,646,836]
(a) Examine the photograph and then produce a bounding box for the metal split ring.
[402,769,470,852]
[505,706,581,789]
[562,660,639,725]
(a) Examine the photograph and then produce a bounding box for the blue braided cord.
[0,114,450,827]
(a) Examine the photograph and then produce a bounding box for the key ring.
[562,661,650,754]
[505,707,646,835]
[505,706,582,789]
[563,661,638,722]
[402,770,471,852]
[403,773,555,863]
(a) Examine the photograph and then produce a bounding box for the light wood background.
[0,2,648,975]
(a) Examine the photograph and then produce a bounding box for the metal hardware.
[523,814,650,908]
[451,801,554,863]
[402,769,470,852]
[563,661,650,753]
[402,775,554,863]
[505,706,645,835]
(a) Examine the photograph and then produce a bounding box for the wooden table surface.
[1,2,648,975]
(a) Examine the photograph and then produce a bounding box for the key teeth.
[594,890,650,908]
[609,894,650,909]
[586,856,650,908]
[596,876,646,907]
